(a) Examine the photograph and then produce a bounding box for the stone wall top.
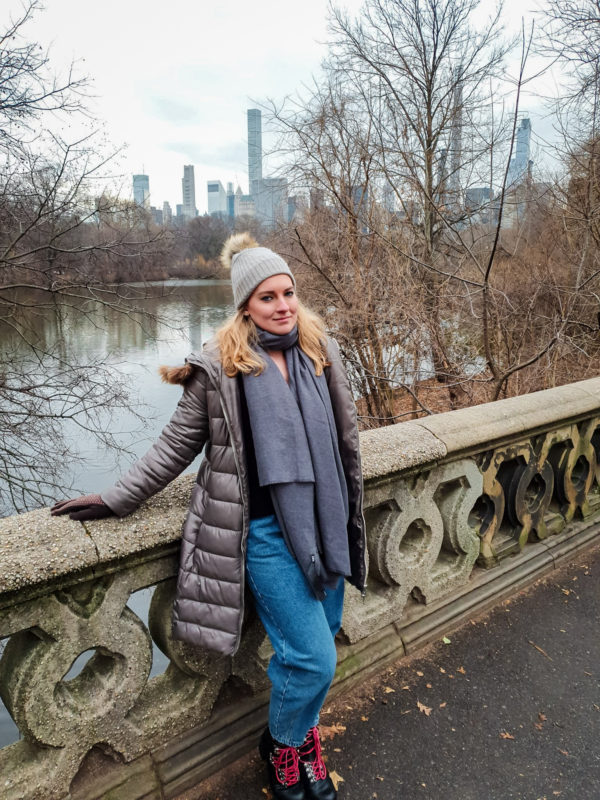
[1,376,599,598]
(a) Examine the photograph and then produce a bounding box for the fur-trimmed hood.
[158,363,195,386]
[159,341,221,386]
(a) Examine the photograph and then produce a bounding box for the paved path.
[192,543,600,800]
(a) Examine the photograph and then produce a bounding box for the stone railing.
[1,378,600,800]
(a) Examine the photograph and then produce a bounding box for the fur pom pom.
[159,363,194,385]
[220,232,259,271]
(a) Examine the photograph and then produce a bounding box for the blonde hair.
[217,302,329,377]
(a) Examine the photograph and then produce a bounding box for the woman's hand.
[51,494,114,521]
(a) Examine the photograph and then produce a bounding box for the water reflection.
[0,280,235,747]
[0,279,234,502]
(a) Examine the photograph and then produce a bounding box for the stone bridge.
[1,378,599,800]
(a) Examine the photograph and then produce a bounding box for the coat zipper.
[205,364,249,656]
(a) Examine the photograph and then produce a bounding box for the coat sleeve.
[101,367,209,517]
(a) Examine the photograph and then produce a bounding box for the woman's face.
[245,274,298,335]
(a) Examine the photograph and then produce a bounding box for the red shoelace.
[272,744,300,786]
[298,727,327,781]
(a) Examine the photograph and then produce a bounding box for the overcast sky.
[16,0,555,214]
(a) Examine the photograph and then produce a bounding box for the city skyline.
[16,0,557,215]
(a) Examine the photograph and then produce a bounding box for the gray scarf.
[242,327,351,599]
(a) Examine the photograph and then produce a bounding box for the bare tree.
[0,2,176,514]
[268,2,600,422]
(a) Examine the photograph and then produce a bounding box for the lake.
[0,279,234,747]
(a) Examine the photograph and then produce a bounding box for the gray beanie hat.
[220,232,295,308]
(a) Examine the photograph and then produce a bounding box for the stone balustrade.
[1,378,599,800]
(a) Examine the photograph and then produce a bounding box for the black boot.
[259,728,306,800]
[297,727,337,800]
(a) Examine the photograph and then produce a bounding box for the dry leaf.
[458,666,466,674]
[534,723,543,731]
[320,723,346,740]
[426,683,433,689]
[401,685,410,691]
[417,701,432,716]
[439,702,447,708]
[440,667,446,673]
[500,731,515,740]
[538,713,547,722]
[416,670,424,676]
[329,770,344,790]
[384,686,395,693]
[442,636,451,644]
[528,640,553,661]
[558,748,569,756]
[376,776,384,781]
[361,715,369,722]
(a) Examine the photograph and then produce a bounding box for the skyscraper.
[227,182,235,219]
[182,165,197,220]
[507,118,532,188]
[133,174,150,208]
[207,180,227,217]
[248,109,263,199]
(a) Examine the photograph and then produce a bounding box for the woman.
[52,233,367,800]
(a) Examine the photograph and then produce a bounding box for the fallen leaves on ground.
[558,748,569,756]
[442,636,451,644]
[320,723,347,740]
[500,731,515,740]
[535,712,547,729]
[329,770,344,790]
[528,640,553,661]
[439,702,447,708]
[457,666,466,674]
[384,686,395,693]
[417,701,432,716]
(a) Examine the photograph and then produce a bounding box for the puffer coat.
[101,336,367,656]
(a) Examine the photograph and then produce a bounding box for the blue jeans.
[246,514,345,747]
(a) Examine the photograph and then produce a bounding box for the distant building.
[182,165,198,220]
[287,194,304,223]
[150,206,163,226]
[465,186,494,225]
[133,174,150,208]
[254,177,288,228]
[234,186,255,217]
[248,109,263,200]
[349,184,369,233]
[162,201,173,225]
[309,187,325,211]
[227,182,235,219]
[507,118,532,188]
[382,180,395,214]
[207,180,228,217]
